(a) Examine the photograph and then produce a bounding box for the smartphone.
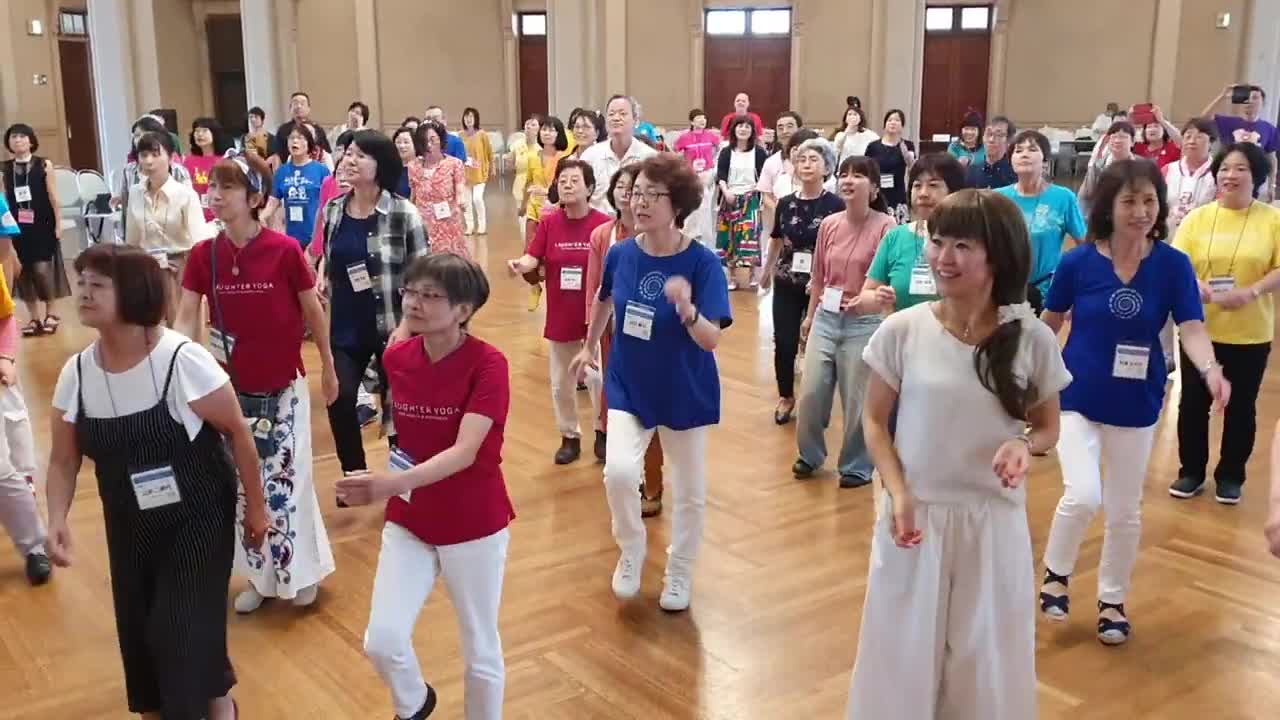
[1131,103,1155,126]
[1231,85,1252,104]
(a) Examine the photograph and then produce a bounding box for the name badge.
[623,301,655,340]
[880,175,895,189]
[908,265,936,296]
[16,209,34,224]
[131,466,182,510]
[200,193,210,208]
[13,185,32,203]
[1208,276,1235,295]
[209,327,236,365]
[821,286,844,313]
[432,201,451,220]
[791,252,813,274]
[347,261,373,292]
[560,266,584,291]
[149,249,169,270]
[1112,343,1151,380]
[389,447,415,503]
[288,205,304,223]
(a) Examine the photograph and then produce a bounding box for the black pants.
[328,342,386,473]
[773,280,808,399]
[1178,341,1270,484]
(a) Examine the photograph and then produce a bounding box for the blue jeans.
[796,309,880,479]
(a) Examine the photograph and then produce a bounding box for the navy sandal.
[1039,568,1070,621]
[1097,601,1131,645]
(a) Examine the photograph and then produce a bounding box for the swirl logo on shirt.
[638,270,666,301]
[1108,288,1143,320]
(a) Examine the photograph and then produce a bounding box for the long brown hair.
[927,189,1035,420]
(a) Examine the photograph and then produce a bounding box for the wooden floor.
[3,189,1280,719]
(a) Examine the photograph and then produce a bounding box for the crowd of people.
[0,76,1278,719]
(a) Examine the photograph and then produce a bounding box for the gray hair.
[797,137,837,178]
[606,94,639,118]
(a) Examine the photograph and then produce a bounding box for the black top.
[864,139,916,223]
[771,190,845,287]
[966,156,1017,190]
[1,156,58,263]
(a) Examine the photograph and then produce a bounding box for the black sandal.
[1039,568,1070,621]
[41,315,60,334]
[21,319,42,337]
[774,399,795,425]
[1097,601,1131,645]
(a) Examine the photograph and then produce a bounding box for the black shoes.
[1170,475,1244,505]
[1214,480,1243,505]
[792,459,815,478]
[397,685,437,719]
[554,437,582,465]
[594,431,606,462]
[1168,475,1205,499]
[1097,601,1131,645]
[839,474,871,489]
[25,552,51,585]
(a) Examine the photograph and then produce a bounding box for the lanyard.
[98,339,159,417]
[1207,203,1253,276]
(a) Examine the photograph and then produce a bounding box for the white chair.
[53,167,81,241]
[487,130,508,188]
[664,129,684,152]
[77,170,115,246]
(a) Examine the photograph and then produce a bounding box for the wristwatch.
[1200,360,1221,377]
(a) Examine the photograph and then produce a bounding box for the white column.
[603,0,628,96]
[88,0,138,183]
[547,0,591,114]
[1243,0,1280,113]
[240,0,283,125]
[129,0,162,111]
[876,0,926,141]
[500,0,519,129]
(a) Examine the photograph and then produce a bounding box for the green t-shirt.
[867,222,935,311]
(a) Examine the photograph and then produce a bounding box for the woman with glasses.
[571,153,732,612]
[568,108,604,159]
[408,121,468,259]
[1079,121,1137,215]
[506,159,610,465]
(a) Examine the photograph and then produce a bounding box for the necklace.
[225,224,260,276]
[98,330,159,416]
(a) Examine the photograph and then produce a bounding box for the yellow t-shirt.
[1173,200,1280,344]
[0,269,15,321]
[525,149,565,223]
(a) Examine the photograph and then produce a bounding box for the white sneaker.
[659,574,692,612]
[292,584,319,607]
[234,588,265,614]
[611,551,644,599]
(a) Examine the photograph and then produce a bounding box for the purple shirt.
[1215,114,1280,153]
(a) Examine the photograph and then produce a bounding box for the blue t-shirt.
[0,196,19,235]
[445,133,468,163]
[599,239,733,430]
[996,183,1087,293]
[1045,242,1203,427]
[274,160,331,246]
[396,168,411,199]
[328,212,380,350]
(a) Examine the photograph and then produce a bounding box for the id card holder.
[131,465,182,510]
[791,252,813,274]
[389,447,416,503]
[288,205,304,223]
[16,209,34,224]
[560,266,584,291]
[347,261,373,292]
[149,249,169,270]
[908,265,936,296]
[1208,276,1235,295]
[432,201,451,220]
[200,193,210,208]
[14,185,32,203]
[821,286,844,313]
[209,327,236,364]
[880,175,894,189]
[1112,343,1151,380]
[622,301,655,340]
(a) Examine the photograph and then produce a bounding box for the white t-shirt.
[582,136,659,212]
[835,128,880,163]
[862,303,1071,506]
[53,328,230,441]
[727,150,759,193]
[1163,158,1217,236]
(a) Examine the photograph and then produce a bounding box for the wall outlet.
[32,74,48,86]
[1216,12,1231,29]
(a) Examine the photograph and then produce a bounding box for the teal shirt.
[947,140,985,167]
[867,222,935,311]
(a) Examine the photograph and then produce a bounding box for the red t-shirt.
[1135,141,1181,170]
[183,154,220,221]
[383,335,515,546]
[529,207,611,342]
[181,227,314,392]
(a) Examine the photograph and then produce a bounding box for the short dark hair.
[462,107,481,130]
[538,115,569,151]
[908,152,967,194]
[74,244,169,326]
[414,121,449,156]
[1010,129,1050,159]
[569,108,606,142]
[348,101,370,123]
[1107,120,1137,139]
[131,116,165,136]
[606,163,641,216]
[290,91,310,103]
[188,117,232,156]
[334,130,356,153]
[287,123,318,154]
[351,130,404,194]
[728,114,759,150]
[402,253,490,328]
[1211,141,1272,198]
[4,123,38,153]
[210,152,273,219]
[1247,84,1266,101]
[785,128,819,156]
[688,108,706,125]
[988,115,1016,136]
[1086,159,1169,243]
[547,157,597,205]
[135,131,175,158]
[248,106,265,121]
[402,116,420,127]
[605,95,637,117]
[837,156,890,213]
[636,153,703,229]
[883,109,907,127]
[960,112,984,132]
[1181,117,1219,143]
[777,111,803,127]
[392,126,416,153]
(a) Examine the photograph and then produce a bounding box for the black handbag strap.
[209,236,241,392]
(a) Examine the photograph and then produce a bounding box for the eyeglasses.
[399,287,448,302]
[631,189,670,206]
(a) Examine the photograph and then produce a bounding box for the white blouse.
[125,175,213,254]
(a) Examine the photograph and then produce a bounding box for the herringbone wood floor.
[2,190,1279,719]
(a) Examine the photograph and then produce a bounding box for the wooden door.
[920,6,992,140]
[57,39,100,171]
[206,16,248,134]
[517,14,548,120]
[704,34,791,132]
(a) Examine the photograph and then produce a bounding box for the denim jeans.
[796,308,880,479]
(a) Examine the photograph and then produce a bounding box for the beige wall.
[796,0,874,127]
[624,0,695,125]
[153,0,206,132]
[1171,0,1248,121]
[296,0,360,127]
[0,0,86,165]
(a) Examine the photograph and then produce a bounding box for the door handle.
[66,125,72,140]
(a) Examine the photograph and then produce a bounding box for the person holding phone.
[1132,104,1183,170]
[1202,84,1279,201]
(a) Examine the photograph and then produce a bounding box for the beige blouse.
[125,175,212,254]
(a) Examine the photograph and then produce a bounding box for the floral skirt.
[716,191,762,267]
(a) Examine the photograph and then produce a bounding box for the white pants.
[464,183,487,234]
[365,523,510,720]
[549,340,602,439]
[1043,412,1156,604]
[0,385,42,557]
[603,410,707,577]
[848,494,1036,720]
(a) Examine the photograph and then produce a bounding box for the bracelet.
[0,355,14,364]
[1200,360,1221,377]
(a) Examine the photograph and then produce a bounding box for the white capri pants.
[464,183,487,234]
[549,340,602,439]
[0,385,43,558]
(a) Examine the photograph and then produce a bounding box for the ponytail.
[974,318,1036,421]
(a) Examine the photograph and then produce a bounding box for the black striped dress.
[75,342,238,718]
